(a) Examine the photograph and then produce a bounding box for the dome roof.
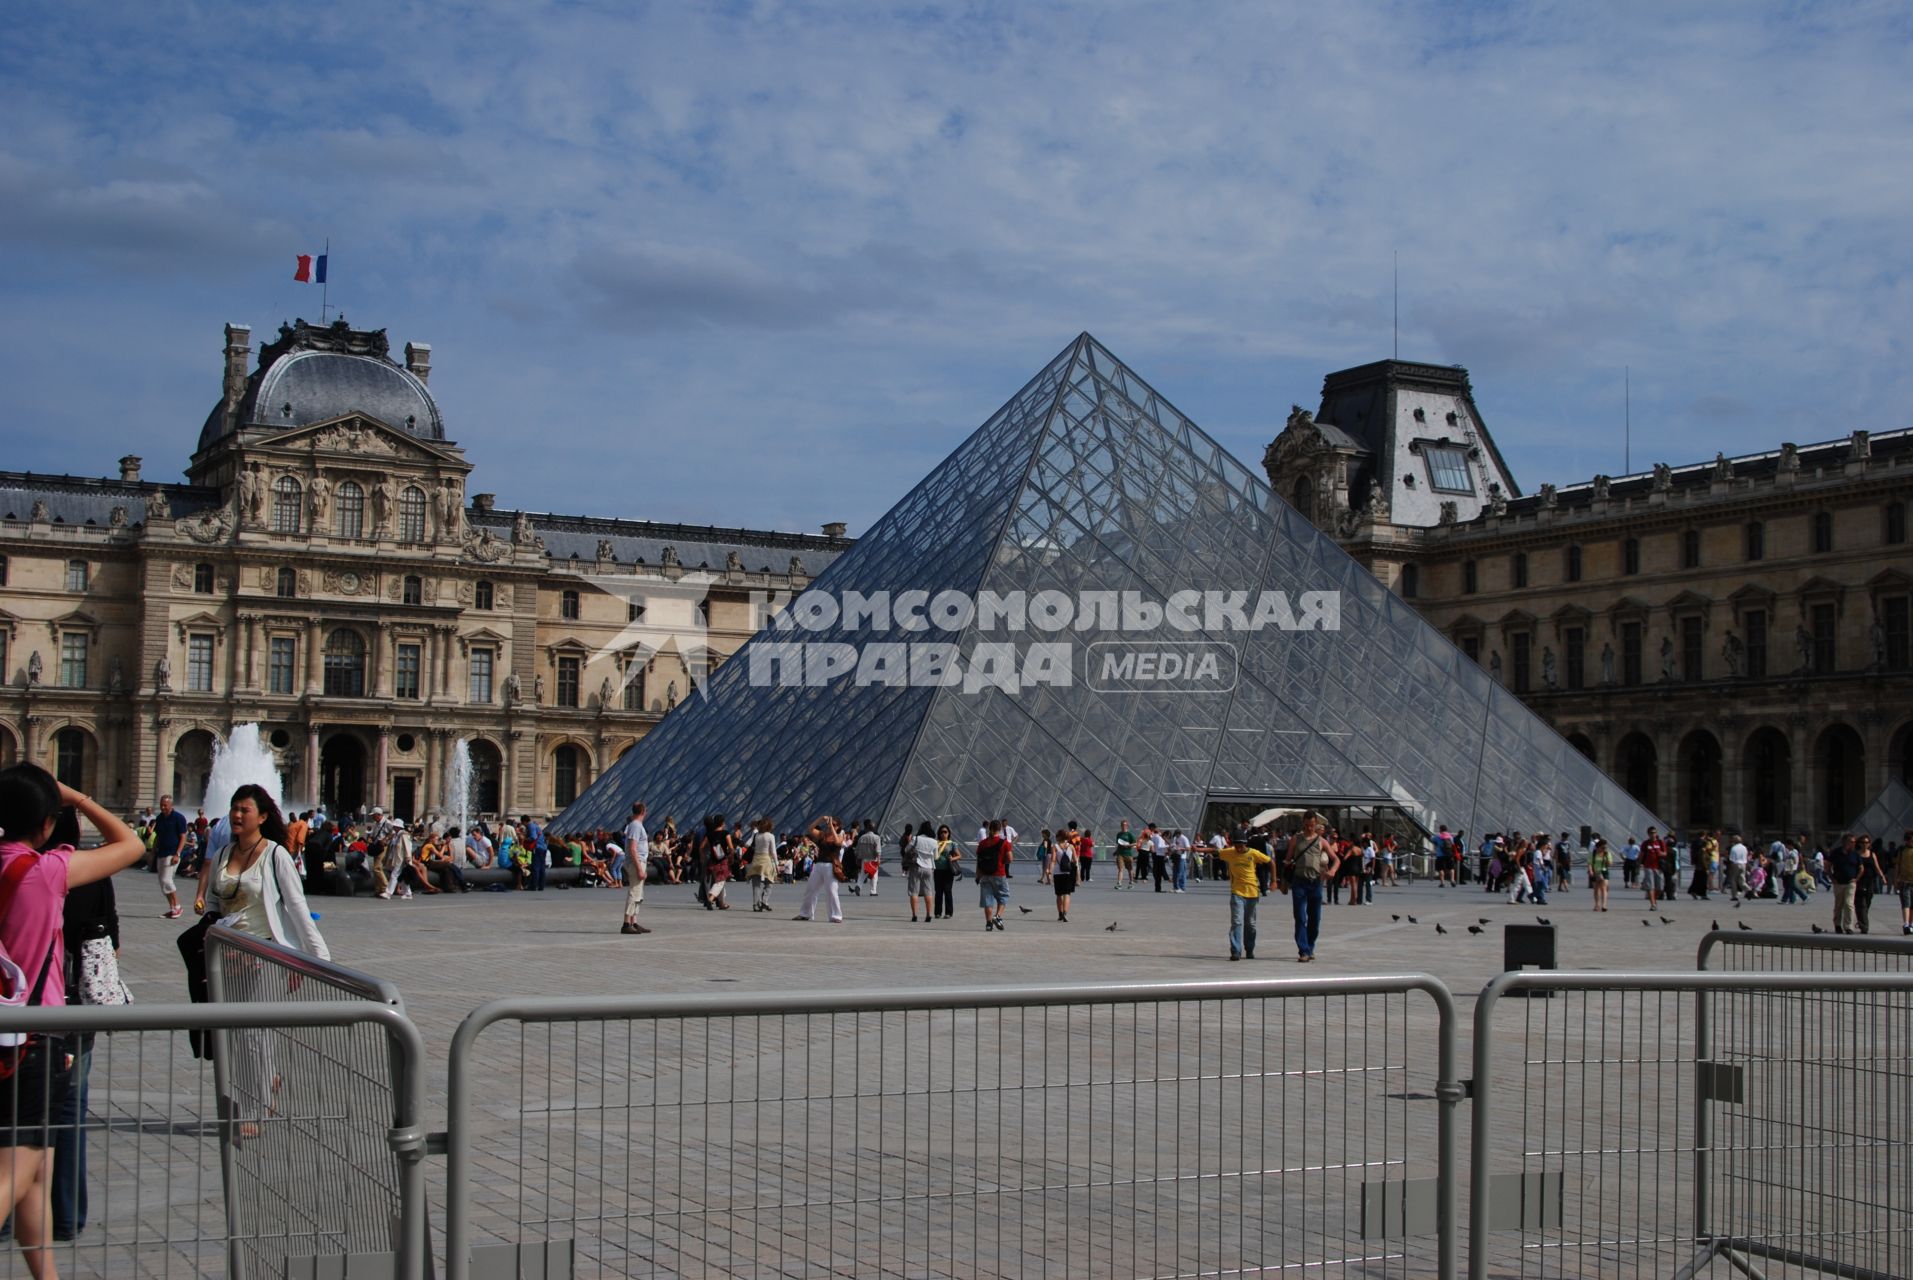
[198,320,445,453]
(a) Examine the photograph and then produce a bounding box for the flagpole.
[321,237,331,324]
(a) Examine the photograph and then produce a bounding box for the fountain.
[445,737,475,838]
[203,723,286,817]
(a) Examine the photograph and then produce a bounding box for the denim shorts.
[977,875,1009,908]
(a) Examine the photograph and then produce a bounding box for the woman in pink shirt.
[0,763,143,1278]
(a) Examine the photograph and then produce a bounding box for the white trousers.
[799,868,842,921]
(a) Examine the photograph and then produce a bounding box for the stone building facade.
[1267,358,1913,841]
[0,318,845,819]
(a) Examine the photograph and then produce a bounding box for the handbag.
[78,936,133,1006]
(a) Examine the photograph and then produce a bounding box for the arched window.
[403,575,422,606]
[474,580,494,610]
[561,589,580,620]
[276,567,297,598]
[336,481,365,539]
[323,628,367,697]
[398,486,427,544]
[53,727,86,789]
[273,476,302,533]
[553,745,582,808]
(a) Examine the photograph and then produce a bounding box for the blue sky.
[4,1,1911,533]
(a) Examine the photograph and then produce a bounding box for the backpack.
[1054,841,1077,875]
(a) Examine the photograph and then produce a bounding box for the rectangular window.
[1745,610,1768,679]
[396,643,422,699]
[1746,522,1765,562]
[1883,597,1910,671]
[194,563,214,593]
[561,590,581,620]
[1564,627,1585,690]
[1812,603,1837,675]
[1681,529,1701,569]
[1511,633,1532,694]
[186,634,214,692]
[1424,445,1473,494]
[469,648,494,704]
[622,665,645,710]
[1887,503,1907,546]
[1565,545,1583,583]
[1512,553,1528,589]
[59,634,87,688]
[268,637,296,694]
[1459,635,1480,663]
[1812,511,1834,554]
[1621,622,1643,687]
[1680,616,1703,682]
[65,561,88,592]
[1623,538,1640,576]
[557,655,581,708]
[1462,559,1477,594]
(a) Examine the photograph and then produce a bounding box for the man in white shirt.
[1725,834,1751,901]
[1171,830,1193,890]
[621,802,651,935]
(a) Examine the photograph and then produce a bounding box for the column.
[1788,717,1813,838]
[307,725,321,810]
[375,728,391,810]
[424,731,442,816]
[438,629,453,697]
[152,717,170,800]
[240,618,257,691]
[1655,726,1678,829]
[376,627,395,699]
[306,621,323,694]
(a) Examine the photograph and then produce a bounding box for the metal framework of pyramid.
[557,334,1664,843]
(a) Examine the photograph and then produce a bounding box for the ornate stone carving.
[597,538,616,562]
[155,655,171,691]
[108,505,128,529]
[456,580,475,605]
[259,567,277,590]
[1722,631,1745,678]
[1651,462,1673,492]
[1794,624,1813,675]
[1437,500,1458,526]
[502,670,522,705]
[108,656,124,694]
[512,512,537,546]
[1870,616,1888,672]
[1659,636,1677,681]
[172,563,195,590]
[1541,647,1558,690]
[1710,452,1731,483]
[1488,651,1503,683]
[1590,474,1610,501]
[28,500,49,523]
[464,526,511,563]
[532,672,545,703]
[321,568,375,596]
[436,481,463,540]
[788,555,805,579]
[1777,443,1800,475]
[1486,483,1508,517]
[180,508,234,544]
[26,651,42,685]
[146,490,171,521]
[307,475,331,523]
[315,423,396,455]
[371,478,395,536]
[1600,642,1616,686]
[1538,483,1558,511]
[1850,429,1871,461]
[238,463,264,526]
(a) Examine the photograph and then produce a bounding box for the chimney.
[118,456,143,483]
[821,521,847,540]
[405,341,432,384]
[223,324,251,400]
[472,493,496,513]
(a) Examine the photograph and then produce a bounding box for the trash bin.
[1503,923,1557,998]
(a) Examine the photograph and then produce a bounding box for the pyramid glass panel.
[557,334,1665,847]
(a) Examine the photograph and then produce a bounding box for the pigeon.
[1435,923,1448,935]
[1641,919,1654,928]
[1536,917,1552,926]
[1736,921,1753,931]
[1734,900,1743,909]
[1391,914,1402,922]
[1811,924,1825,934]
[1406,915,1419,924]
[1660,916,1674,925]
[1467,925,1484,935]
[1478,918,1491,925]
[1104,921,1119,932]
[1712,920,1721,931]
[1017,905,1032,914]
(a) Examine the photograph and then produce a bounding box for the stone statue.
[1850,429,1871,461]
[1651,462,1673,492]
[238,464,262,524]
[307,475,331,523]
[146,490,171,521]
[437,481,463,539]
[532,672,545,703]
[1722,631,1745,678]
[599,676,613,707]
[666,681,678,709]
[788,555,805,578]
[1486,483,1508,517]
[1541,647,1558,690]
[1488,651,1503,684]
[108,655,124,693]
[725,549,743,573]
[1437,500,1458,526]
[512,512,537,546]
[661,546,681,569]
[502,670,521,704]
[1869,618,1887,671]
[1591,474,1611,501]
[1712,452,1732,482]
[1794,624,1814,674]
[29,500,49,523]
[1659,635,1677,681]
[371,479,394,536]
[108,505,128,529]
[597,538,616,561]
[26,651,42,685]
[1778,442,1800,476]
[155,655,172,691]
[1600,642,1616,686]
[1538,483,1558,511]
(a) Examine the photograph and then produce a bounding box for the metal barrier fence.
[1698,927,1913,973]
[204,925,426,1278]
[442,976,1462,1280]
[1468,970,1913,1280]
[0,1000,423,1280]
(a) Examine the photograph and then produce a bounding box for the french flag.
[294,253,328,284]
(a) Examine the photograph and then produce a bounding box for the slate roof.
[470,510,851,577]
[0,473,220,528]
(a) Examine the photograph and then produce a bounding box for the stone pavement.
[93,869,1872,1279]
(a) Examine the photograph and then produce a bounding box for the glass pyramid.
[557,335,1664,846]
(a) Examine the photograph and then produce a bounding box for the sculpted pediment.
[264,414,455,465]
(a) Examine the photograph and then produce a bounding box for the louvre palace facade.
[0,318,844,819]
[1265,359,1913,841]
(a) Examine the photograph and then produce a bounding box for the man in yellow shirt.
[1216,833,1273,961]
